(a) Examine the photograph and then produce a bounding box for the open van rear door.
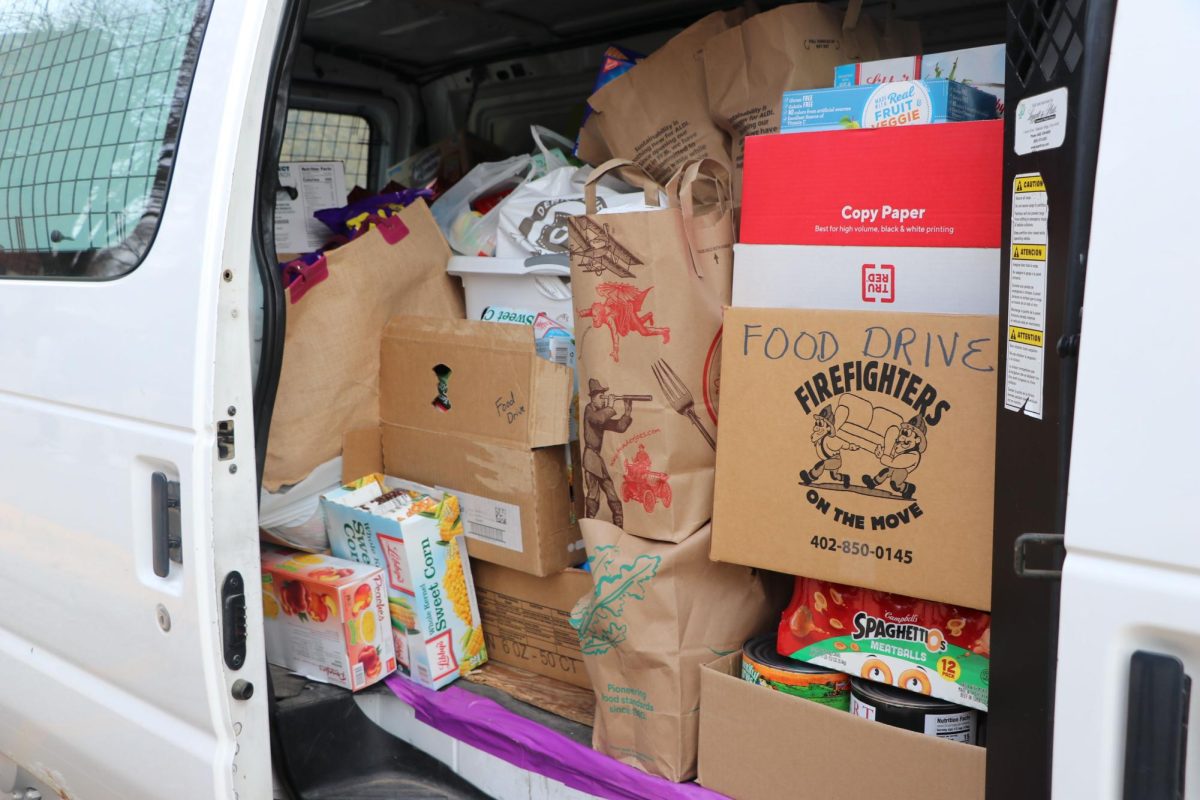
[0,1,284,797]
[1053,2,1200,797]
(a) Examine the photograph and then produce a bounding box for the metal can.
[849,678,980,745]
[741,634,850,710]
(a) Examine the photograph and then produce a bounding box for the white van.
[0,1,1194,798]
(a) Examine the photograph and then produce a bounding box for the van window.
[281,109,373,190]
[0,0,210,279]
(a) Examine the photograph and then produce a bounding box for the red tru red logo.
[862,263,895,303]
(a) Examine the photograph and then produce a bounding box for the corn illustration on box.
[322,474,487,689]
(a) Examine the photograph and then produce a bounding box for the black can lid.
[849,677,969,713]
[744,634,845,676]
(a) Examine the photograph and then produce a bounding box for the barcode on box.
[353,662,365,687]
[469,521,506,542]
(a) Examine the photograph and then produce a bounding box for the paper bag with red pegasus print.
[568,158,733,543]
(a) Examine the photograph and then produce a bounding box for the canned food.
[849,678,980,745]
[741,634,850,710]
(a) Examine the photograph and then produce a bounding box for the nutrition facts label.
[1004,173,1049,419]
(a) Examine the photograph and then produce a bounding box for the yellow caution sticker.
[1008,325,1044,347]
[1015,175,1046,193]
[1011,243,1047,261]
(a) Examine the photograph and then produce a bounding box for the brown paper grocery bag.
[576,10,743,184]
[703,3,920,204]
[264,200,465,490]
[569,520,779,782]
[568,159,732,543]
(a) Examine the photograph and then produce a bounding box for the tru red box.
[735,121,1002,315]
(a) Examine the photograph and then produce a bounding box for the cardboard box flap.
[381,317,573,448]
[341,427,384,484]
[698,653,985,800]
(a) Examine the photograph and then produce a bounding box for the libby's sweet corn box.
[260,546,396,691]
[323,474,487,689]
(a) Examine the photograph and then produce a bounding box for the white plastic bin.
[448,254,574,329]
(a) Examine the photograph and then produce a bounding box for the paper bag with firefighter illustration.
[568,158,733,544]
[712,308,997,611]
[703,3,921,206]
[570,519,780,782]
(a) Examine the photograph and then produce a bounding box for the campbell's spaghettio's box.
[734,120,1002,315]
[261,546,396,691]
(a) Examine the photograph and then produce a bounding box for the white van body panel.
[0,1,283,797]
[1053,1,1200,796]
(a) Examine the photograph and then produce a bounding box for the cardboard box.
[698,652,984,800]
[781,80,996,133]
[352,316,582,576]
[322,475,486,690]
[834,55,921,87]
[834,46,1005,115]
[712,307,997,610]
[470,559,592,690]
[736,122,1002,313]
[260,546,396,691]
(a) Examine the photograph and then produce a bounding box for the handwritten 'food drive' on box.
[712,308,997,611]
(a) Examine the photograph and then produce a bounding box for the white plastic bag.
[431,126,574,256]
[259,457,343,552]
[494,164,645,257]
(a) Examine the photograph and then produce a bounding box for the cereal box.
[781,80,996,133]
[322,474,487,689]
[260,546,396,691]
[777,576,990,711]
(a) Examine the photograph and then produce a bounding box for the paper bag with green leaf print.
[570,519,778,782]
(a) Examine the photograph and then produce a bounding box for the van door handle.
[151,472,182,577]
[1124,650,1190,799]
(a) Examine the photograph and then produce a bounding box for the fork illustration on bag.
[652,359,716,451]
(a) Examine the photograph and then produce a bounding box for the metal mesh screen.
[1007,0,1085,87]
[0,0,208,277]
[281,109,371,190]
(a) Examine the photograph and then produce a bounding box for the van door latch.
[1013,532,1065,579]
[151,472,182,578]
[221,571,248,670]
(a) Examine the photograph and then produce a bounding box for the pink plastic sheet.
[385,673,727,800]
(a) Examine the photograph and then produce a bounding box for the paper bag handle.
[673,158,733,278]
[584,158,663,214]
[844,0,863,31]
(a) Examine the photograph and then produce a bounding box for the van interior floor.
[271,665,592,799]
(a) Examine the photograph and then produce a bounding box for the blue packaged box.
[781,80,997,133]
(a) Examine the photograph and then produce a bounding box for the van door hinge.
[1014,532,1065,579]
[151,472,182,578]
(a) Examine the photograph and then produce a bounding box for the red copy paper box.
[733,121,1002,314]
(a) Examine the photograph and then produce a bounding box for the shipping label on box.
[323,476,487,689]
[712,308,997,610]
[260,547,396,691]
[781,80,996,134]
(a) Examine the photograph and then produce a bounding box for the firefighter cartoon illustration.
[582,378,650,526]
[578,282,670,363]
[800,405,858,489]
[863,416,927,500]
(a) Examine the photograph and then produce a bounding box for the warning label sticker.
[1004,172,1049,419]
